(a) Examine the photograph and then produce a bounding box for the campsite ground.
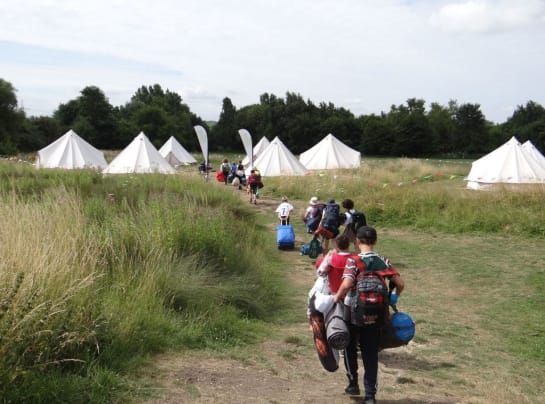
[137,186,459,404]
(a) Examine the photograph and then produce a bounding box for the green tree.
[359,114,394,156]
[18,116,60,152]
[428,101,456,155]
[0,78,24,155]
[452,103,488,156]
[210,97,237,151]
[502,101,545,150]
[384,99,433,156]
[54,86,118,149]
[118,84,204,150]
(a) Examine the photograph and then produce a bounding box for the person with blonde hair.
[276,196,294,225]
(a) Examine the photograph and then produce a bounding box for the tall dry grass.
[0,188,102,379]
[0,163,291,402]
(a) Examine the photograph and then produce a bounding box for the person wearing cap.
[333,226,405,404]
[275,196,294,225]
[303,196,324,233]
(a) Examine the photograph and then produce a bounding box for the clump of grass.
[0,189,104,397]
[0,165,291,402]
[265,158,545,237]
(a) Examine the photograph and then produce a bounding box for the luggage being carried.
[277,224,295,250]
[379,308,415,350]
[349,253,397,327]
[216,170,226,182]
[317,199,341,239]
[324,303,349,350]
[350,210,367,233]
[308,293,339,372]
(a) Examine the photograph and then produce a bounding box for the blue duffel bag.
[379,310,415,350]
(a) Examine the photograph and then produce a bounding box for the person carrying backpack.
[303,196,325,233]
[333,226,405,404]
[247,169,261,204]
[220,158,231,185]
[315,198,342,254]
[341,198,367,251]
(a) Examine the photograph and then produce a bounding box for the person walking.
[247,170,260,204]
[315,198,342,254]
[340,198,366,251]
[333,226,405,404]
[220,158,231,185]
[276,196,294,225]
[303,196,324,234]
[316,234,354,296]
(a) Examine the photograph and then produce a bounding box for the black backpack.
[323,202,341,229]
[350,210,367,232]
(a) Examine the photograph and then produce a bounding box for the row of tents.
[35,129,361,176]
[34,129,545,190]
[36,130,195,174]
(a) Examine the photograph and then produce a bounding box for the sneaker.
[344,383,360,395]
[363,396,376,404]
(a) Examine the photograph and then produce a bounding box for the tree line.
[1,77,545,158]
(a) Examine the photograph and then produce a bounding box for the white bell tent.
[465,137,545,190]
[103,132,176,174]
[242,136,270,166]
[159,136,197,166]
[248,136,307,176]
[299,133,361,170]
[36,129,107,170]
[522,140,545,169]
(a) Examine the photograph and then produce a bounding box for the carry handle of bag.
[388,282,398,313]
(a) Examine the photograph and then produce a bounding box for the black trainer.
[344,382,360,395]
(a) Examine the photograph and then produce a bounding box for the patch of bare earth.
[140,187,460,404]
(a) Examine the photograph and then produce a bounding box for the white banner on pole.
[193,125,209,167]
[238,129,253,169]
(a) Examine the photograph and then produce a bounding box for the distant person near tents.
[247,169,262,204]
[220,158,231,185]
[235,160,246,189]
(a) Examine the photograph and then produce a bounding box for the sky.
[1,0,544,124]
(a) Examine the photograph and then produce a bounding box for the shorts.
[315,225,336,240]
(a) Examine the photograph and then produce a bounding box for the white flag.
[193,125,209,167]
[238,129,253,169]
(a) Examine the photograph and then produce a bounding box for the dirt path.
[140,185,455,404]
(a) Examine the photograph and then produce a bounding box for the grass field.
[0,156,544,403]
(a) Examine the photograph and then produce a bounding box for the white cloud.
[430,0,545,33]
[0,0,544,123]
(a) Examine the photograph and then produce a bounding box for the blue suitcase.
[277,224,295,250]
